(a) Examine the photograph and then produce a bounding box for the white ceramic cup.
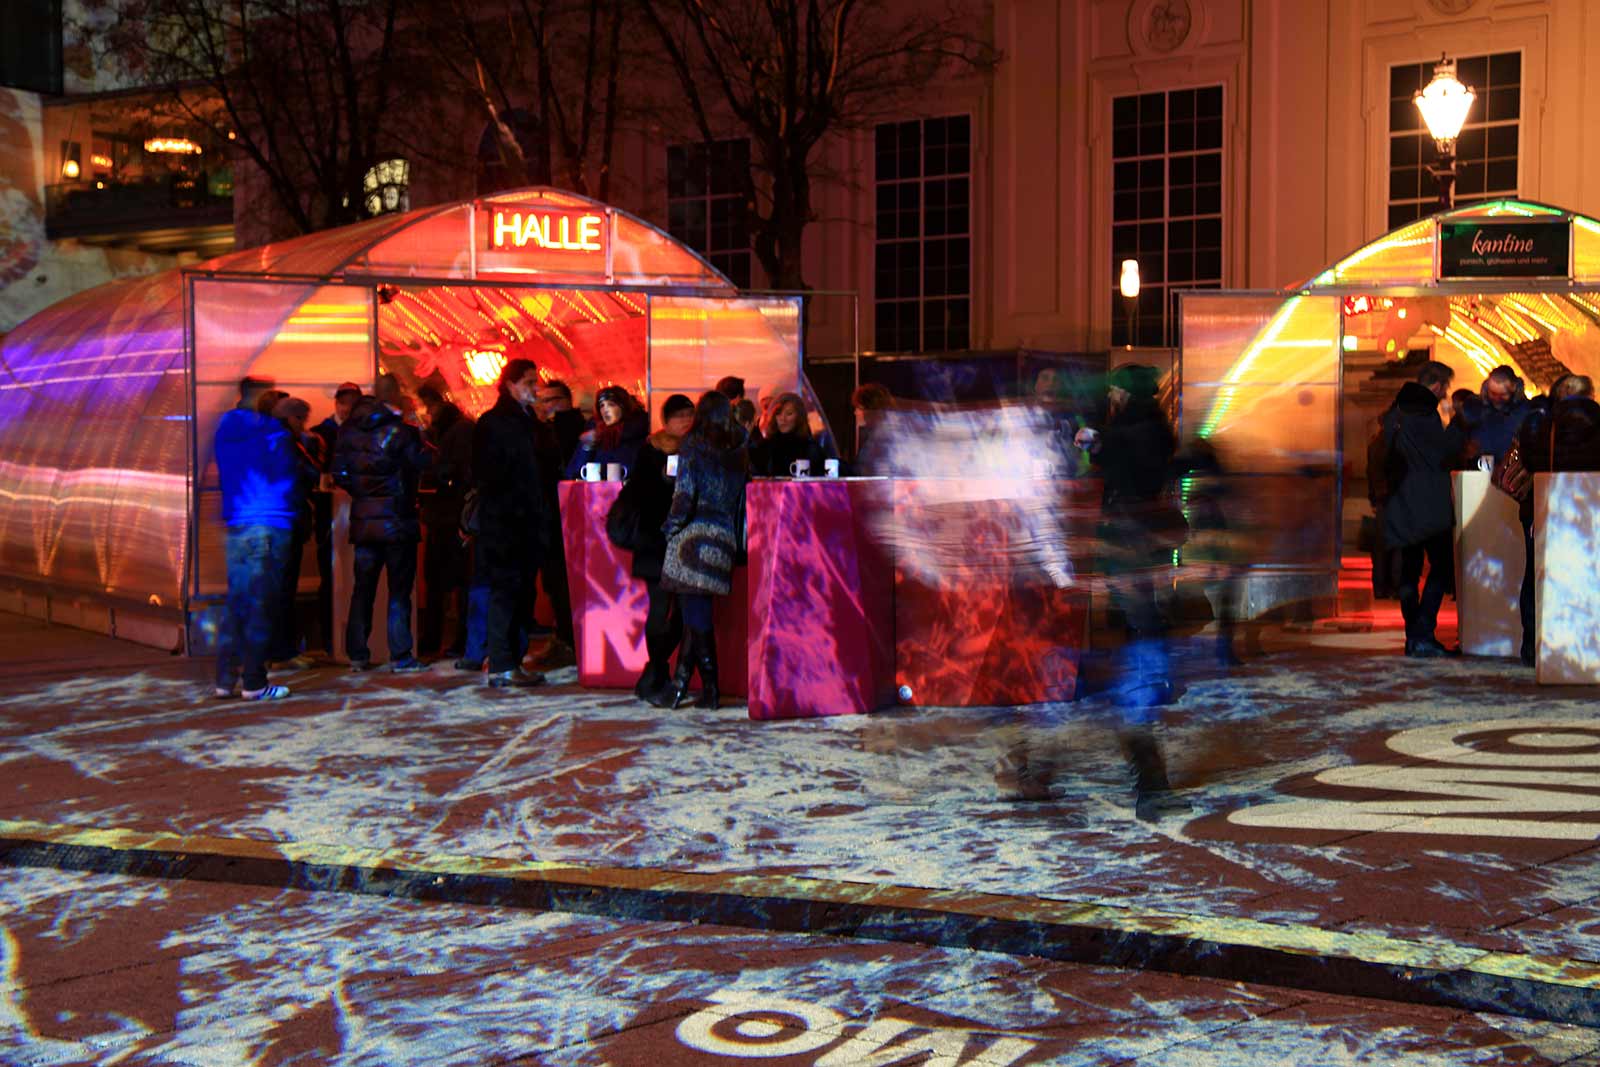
[824,458,841,478]
[606,462,627,482]
[666,454,679,477]
[1477,454,1495,474]
[580,462,603,482]
[790,458,811,477]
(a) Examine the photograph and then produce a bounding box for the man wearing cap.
[308,382,363,654]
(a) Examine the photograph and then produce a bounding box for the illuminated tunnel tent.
[0,188,804,643]
[1180,198,1600,610]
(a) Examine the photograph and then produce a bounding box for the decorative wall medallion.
[1427,0,1476,14]
[1142,0,1193,53]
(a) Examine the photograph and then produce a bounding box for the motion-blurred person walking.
[212,377,299,701]
[1076,364,1189,821]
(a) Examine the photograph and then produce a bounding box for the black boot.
[1398,585,1420,655]
[692,628,719,709]
[653,630,698,709]
[633,659,671,701]
[1118,726,1189,822]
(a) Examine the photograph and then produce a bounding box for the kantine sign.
[1439,218,1569,280]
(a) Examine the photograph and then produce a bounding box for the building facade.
[7,0,1600,369]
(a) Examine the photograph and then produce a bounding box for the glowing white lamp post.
[1414,55,1476,209]
[1119,258,1141,347]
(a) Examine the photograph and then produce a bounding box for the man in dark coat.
[333,388,433,671]
[417,385,474,659]
[1472,365,1530,462]
[534,379,589,473]
[1381,360,1465,657]
[308,382,363,653]
[474,358,550,688]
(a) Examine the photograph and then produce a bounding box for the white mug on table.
[580,462,603,482]
[824,458,841,478]
[605,462,627,482]
[1476,454,1495,474]
[666,454,679,477]
[790,458,811,477]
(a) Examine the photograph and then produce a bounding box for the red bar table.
[744,478,896,719]
[558,480,746,694]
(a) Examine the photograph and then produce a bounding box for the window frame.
[872,113,974,354]
[666,138,754,289]
[1109,84,1226,349]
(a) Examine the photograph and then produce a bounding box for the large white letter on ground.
[813,1018,1036,1067]
[675,990,844,1058]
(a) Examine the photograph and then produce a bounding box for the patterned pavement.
[6,610,1600,1059]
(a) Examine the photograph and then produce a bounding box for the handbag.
[1491,440,1533,502]
[605,480,643,551]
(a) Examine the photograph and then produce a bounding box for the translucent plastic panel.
[1447,199,1565,219]
[1309,218,1435,288]
[0,271,188,604]
[1183,383,1338,467]
[1181,293,1341,391]
[349,203,475,280]
[192,279,374,595]
[202,210,421,277]
[613,212,731,289]
[647,295,802,422]
[1574,216,1600,282]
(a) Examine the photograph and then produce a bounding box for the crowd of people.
[210,360,1198,819]
[1369,360,1600,665]
[209,368,858,702]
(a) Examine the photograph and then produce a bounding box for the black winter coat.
[333,399,432,544]
[627,431,681,581]
[750,430,833,477]
[660,437,748,597]
[1381,381,1465,548]
[473,392,549,567]
[421,402,474,529]
[1092,396,1181,571]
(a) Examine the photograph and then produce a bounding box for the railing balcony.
[45,177,233,243]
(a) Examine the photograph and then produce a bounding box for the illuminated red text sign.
[490,209,605,254]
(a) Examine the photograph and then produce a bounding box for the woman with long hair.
[565,385,649,478]
[750,392,834,476]
[654,390,749,709]
[624,393,696,701]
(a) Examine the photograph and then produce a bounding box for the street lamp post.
[1120,258,1141,348]
[1413,55,1476,210]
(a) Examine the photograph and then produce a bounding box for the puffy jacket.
[750,429,834,477]
[332,398,432,544]
[214,407,299,530]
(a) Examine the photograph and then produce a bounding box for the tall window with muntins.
[1111,86,1224,349]
[667,139,752,288]
[1389,52,1521,229]
[874,115,971,353]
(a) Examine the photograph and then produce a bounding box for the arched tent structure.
[1178,198,1600,606]
[0,188,805,645]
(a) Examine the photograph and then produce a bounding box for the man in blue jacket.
[213,376,299,700]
